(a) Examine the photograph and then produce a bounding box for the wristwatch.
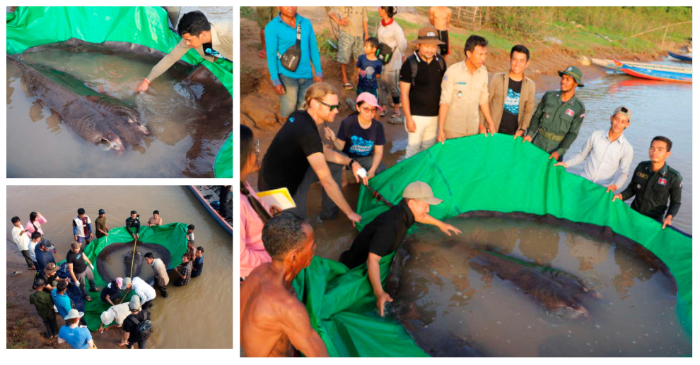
[348,158,357,169]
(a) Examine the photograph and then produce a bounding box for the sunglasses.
[318,100,340,112]
[360,106,377,113]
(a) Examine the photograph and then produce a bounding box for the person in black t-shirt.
[66,241,98,301]
[120,295,150,349]
[339,181,461,317]
[399,26,447,158]
[259,83,364,223]
[126,211,141,241]
[485,45,536,138]
[326,92,387,179]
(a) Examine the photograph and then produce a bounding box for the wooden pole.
[662,23,669,49]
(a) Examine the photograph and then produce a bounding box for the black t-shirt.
[399,53,446,117]
[66,249,87,274]
[337,115,386,158]
[340,200,415,269]
[260,110,324,196]
[101,281,122,302]
[123,310,150,342]
[498,78,523,135]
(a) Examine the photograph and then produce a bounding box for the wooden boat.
[188,185,232,235]
[591,58,663,71]
[613,59,691,83]
[668,51,692,62]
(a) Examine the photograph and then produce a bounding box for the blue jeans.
[279,74,312,118]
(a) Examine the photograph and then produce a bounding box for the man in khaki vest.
[136,11,232,92]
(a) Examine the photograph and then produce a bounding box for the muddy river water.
[6,7,232,178]
[6,186,232,349]
[309,60,691,356]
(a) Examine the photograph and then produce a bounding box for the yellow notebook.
[256,188,296,210]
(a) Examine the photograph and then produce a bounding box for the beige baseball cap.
[402,181,443,205]
[613,105,632,121]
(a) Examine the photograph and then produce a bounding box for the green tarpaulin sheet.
[58,223,188,331]
[6,6,233,177]
[214,133,233,178]
[295,134,692,356]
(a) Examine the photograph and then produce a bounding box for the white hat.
[64,308,84,321]
[100,309,115,325]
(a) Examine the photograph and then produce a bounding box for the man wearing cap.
[35,240,56,274]
[98,301,131,333]
[438,35,497,142]
[555,106,634,192]
[39,262,65,292]
[399,26,447,158]
[145,252,170,298]
[121,294,151,349]
[339,181,461,317]
[95,209,109,239]
[613,136,683,229]
[30,278,58,339]
[524,66,586,161]
[58,309,95,349]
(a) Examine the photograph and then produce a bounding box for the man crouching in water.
[240,212,328,357]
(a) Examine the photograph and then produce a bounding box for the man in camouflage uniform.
[613,136,683,229]
[524,66,586,161]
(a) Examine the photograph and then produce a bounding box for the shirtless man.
[429,6,452,56]
[147,210,162,227]
[240,213,328,357]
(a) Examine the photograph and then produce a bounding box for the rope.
[365,185,394,208]
[117,237,138,305]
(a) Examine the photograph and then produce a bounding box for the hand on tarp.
[376,291,394,317]
[437,128,446,144]
[522,135,532,143]
[605,184,618,193]
[346,211,362,227]
[554,161,567,168]
[548,151,560,161]
[662,215,673,229]
[514,129,525,140]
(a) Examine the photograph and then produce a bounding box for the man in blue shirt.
[265,7,323,119]
[34,240,56,273]
[192,246,204,278]
[51,281,73,321]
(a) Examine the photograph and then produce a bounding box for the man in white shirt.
[131,276,157,312]
[28,231,42,269]
[98,302,132,333]
[555,106,633,192]
[73,208,93,247]
[11,216,35,269]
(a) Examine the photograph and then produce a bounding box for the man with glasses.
[260,83,363,223]
[555,106,634,193]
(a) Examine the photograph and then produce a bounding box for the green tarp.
[295,134,692,356]
[6,6,232,177]
[214,133,233,178]
[58,223,188,331]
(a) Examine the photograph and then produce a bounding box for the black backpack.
[408,52,446,86]
[375,42,395,65]
[129,314,153,341]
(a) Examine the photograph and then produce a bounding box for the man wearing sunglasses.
[260,83,363,224]
[555,106,634,194]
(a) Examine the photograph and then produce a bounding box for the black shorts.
[438,30,449,56]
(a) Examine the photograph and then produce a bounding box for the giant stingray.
[14,38,232,176]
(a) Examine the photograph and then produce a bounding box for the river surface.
[6,6,232,178]
[6,186,233,349]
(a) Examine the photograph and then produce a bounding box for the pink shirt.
[25,214,47,236]
[240,182,272,278]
